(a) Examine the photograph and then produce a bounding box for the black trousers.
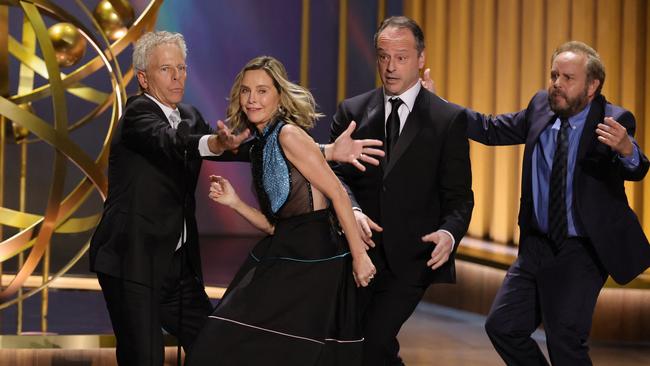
[359,269,427,366]
[97,247,213,366]
[485,235,607,366]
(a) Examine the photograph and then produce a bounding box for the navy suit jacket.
[331,87,474,286]
[466,90,650,284]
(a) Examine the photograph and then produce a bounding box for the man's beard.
[548,84,589,118]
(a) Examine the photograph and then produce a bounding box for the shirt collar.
[567,103,590,128]
[145,93,180,123]
[383,81,421,113]
[554,103,591,130]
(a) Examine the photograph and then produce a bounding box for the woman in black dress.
[186,56,376,365]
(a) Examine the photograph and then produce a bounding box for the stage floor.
[2,298,649,365]
[1,236,649,365]
[400,303,650,365]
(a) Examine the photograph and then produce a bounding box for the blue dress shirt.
[532,105,640,236]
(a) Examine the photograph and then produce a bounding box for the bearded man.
[465,41,650,365]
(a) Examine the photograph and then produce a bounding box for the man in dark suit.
[465,41,650,365]
[89,31,253,366]
[330,16,474,365]
[90,31,386,365]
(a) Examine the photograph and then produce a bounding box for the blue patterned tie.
[386,98,403,162]
[548,117,570,248]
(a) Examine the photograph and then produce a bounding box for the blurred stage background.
[0,0,649,364]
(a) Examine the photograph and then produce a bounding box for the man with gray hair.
[90,30,251,365]
[90,30,386,365]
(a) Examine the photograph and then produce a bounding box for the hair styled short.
[133,31,187,71]
[374,16,425,55]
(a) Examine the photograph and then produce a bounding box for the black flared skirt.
[186,209,362,366]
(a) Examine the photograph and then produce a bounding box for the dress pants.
[97,246,213,366]
[359,269,426,366]
[484,234,607,366]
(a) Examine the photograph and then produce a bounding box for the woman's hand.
[352,252,376,288]
[208,175,241,208]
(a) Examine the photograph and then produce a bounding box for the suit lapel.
[576,94,606,162]
[521,97,555,205]
[361,90,387,169]
[524,100,555,172]
[137,94,168,121]
[365,90,385,137]
[529,117,553,145]
[528,105,555,147]
[178,104,195,130]
[383,89,425,178]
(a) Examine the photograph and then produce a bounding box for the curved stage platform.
[1,236,649,365]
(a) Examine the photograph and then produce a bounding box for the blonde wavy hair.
[226,56,323,132]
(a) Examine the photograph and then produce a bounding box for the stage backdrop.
[3,0,648,246]
[405,0,650,248]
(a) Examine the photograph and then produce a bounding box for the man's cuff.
[352,207,363,212]
[438,229,456,247]
[619,142,640,169]
[199,135,221,156]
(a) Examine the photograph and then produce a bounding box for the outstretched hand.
[208,120,251,154]
[331,121,385,171]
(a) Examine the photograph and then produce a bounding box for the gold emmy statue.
[0,0,162,334]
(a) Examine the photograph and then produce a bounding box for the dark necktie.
[548,117,570,247]
[386,97,403,162]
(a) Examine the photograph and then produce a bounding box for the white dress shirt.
[383,81,421,135]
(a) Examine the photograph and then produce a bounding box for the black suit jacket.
[331,87,474,286]
[90,94,249,288]
[466,90,650,284]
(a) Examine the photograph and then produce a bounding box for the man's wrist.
[438,229,456,247]
[209,135,225,155]
[618,142,640,169]
[620,141,634,157]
